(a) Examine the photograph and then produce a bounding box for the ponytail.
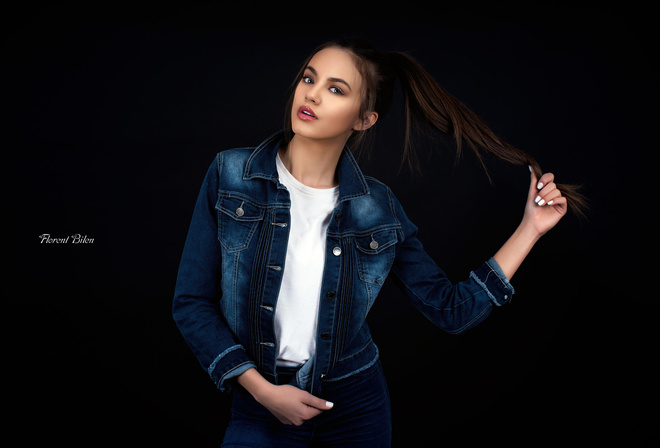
[386,51,588,219]
[285,39,588,219]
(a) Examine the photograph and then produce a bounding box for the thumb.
[527,165,539,201]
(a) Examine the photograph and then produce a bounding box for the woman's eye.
[302,76,313,84]
[329,86,344,95]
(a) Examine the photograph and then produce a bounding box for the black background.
[5,4,657,446]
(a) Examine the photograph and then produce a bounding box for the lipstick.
[297,105,317,121]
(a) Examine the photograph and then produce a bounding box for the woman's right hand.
[256,383,334,426]
[237,368,334,426]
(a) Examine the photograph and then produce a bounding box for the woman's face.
[290,47,374,144]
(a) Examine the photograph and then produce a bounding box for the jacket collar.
[244,131,370,202]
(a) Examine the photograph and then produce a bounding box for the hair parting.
[284,38,588,219]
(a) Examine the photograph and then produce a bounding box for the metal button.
[326,291,336,299]
[235,207,244,217]
[321,332,331,340]
[332,247,341,256]
[334,212,343,221]
[369,240,379,250]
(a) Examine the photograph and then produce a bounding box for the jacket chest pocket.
[354,229,398,285]
[216,195,264,253]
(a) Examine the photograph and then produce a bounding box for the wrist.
[517,219,544,244]
[237,368,273,403]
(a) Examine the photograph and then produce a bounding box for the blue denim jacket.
[173,131,514,395]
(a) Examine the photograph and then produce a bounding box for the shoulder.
[363,175,401,209]
[349,175,403,222]
[216,147,256,170]
[363,175,392,195]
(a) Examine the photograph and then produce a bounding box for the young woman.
[173,38,586,447]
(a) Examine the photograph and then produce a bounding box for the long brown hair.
[284,38,588,219]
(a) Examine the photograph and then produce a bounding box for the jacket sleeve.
[172,155,256,391]
[388,188,514,334]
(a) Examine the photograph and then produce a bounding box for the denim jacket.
[173,131,514,395]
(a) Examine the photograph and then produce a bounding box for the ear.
[353,112,378,131]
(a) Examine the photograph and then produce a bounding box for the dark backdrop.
[5,5,656,446]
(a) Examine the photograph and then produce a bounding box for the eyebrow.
[306,65,352,91]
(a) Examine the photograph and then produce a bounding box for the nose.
[305,85,321,104]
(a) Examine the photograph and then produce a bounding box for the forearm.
[493,222,542,280]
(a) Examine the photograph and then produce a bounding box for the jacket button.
[321,332,331,340]
[332,247,341,256]
[326,291,336,299]
[334,212,342,221]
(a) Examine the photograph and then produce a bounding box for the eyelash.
[302,75,344,96]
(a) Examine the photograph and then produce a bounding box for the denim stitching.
[445,303,492,335]
[208,345,243,376]
[217,360,256,390]
[337,339,374,362]
[470,270,500,305]
[392,270,481,312]
[325,346,379,382]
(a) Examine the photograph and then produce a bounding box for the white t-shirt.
[275,154,339,367]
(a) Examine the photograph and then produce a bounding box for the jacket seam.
[444,302,492,335]
[337,338,374,362]
[323,347,379,383]
[327,224,401,239]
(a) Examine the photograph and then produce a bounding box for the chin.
[291,123,352,144]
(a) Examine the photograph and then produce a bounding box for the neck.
[278,134,346,189]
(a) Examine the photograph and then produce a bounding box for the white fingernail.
[537,182,543,190]
[547,200,554,205]
[528,165,532,173]
[538,199,545,206]
[326,401,334,408]
[535,195,541,203]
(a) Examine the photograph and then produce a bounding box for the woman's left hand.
[522,169,568,237]
[493,168,568,279]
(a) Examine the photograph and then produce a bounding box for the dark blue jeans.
[221,361,392,447]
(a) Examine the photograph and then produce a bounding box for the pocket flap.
[216,196,264,221]
[354,229,398,254]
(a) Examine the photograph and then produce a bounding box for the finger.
[547,195,568,212]
[536,172,555,191]
[535,182,557,205]
[301,406,324,422]
[301,393,334,411]
[537,189,561,206]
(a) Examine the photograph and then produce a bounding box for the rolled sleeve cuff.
[208,345,257,393]
[470,257,515,306]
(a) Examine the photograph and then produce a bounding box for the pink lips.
[297,105,317,121]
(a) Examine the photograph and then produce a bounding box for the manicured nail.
[528,165,532,173]
[538,199,545,206]
[326,401,334,408]
[535,195,541,203]
[537,182,543,190]
[547,200,554,206]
